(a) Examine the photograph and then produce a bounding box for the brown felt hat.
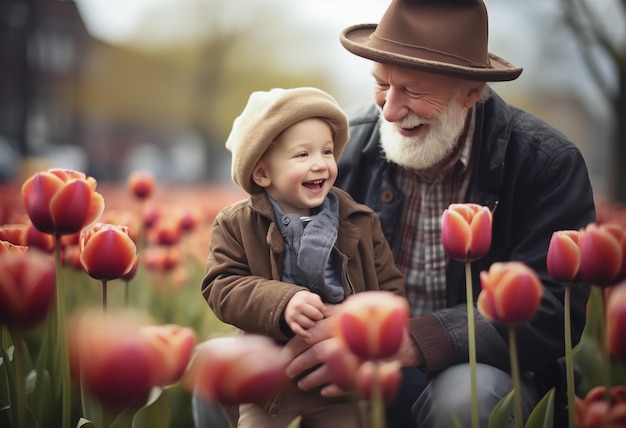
[225,87,349,194]
[340,0,522,82]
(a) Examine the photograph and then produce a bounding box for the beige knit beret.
[225,87,349,194]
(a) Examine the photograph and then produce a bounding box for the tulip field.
[2,168,626,428]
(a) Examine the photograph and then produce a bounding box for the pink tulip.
[140,324,196,387]
[578,223,626,286]
[21,168,104,236]
[80,223,138,281]
[575,386,626,427]
[477,262,543,325]
[0,240,28,255]
[0,250,55,329]
[547,230,581,283]
[334,291,409,360]
[127,171,155,201]
[186,335,288,406]
[606,283,626,364]
[68,310,156,409]
[441,203,492,261]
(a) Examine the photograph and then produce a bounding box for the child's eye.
[323,149,334,155]
[295,152,308,158]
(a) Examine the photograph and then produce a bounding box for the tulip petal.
[22,172,64,234]
[468,208,492,259]
[441,209,471,260]
[547,231,581,283]
[579,225,622,285]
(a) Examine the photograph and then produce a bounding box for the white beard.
[378,99,467,170]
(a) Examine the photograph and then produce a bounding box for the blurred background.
[1,0,624,202]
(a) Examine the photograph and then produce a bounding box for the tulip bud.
[80,223,138,281]
[68,310,156,409]
[575,386,626,427]
[0,250,55,329]
[140,324,196,387]
[578,223,626,286]
[21,168,105,236]
[441,203,492,261]
[477,262,543,326]
[186,335,288,406]
[127,171,155,201]
[606,283,626,364]
[334,291,408,360]
[546,230,581,283]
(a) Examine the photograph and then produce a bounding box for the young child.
[201,87,405,428]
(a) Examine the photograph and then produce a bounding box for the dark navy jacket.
[335,90,596,383]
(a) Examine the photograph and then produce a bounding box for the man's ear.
[462,82,486,108]
[252,162,271,188]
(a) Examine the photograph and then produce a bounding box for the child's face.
[252,118,338,216]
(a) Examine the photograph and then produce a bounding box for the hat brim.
[340,24,522,82]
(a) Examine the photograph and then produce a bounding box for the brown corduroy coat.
[202,187,406,342]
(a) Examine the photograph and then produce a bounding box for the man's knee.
[412,363,530,428]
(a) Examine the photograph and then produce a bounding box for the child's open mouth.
[303,179,324,190]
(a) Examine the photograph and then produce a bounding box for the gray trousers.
[192,363,543,428]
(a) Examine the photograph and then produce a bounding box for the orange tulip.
[68,310,155,409]
[441,203,492,261]
[186,335,288,406]
[127,171,155,201]
[21,168,104,236]
[0,250,55,329]
[477,262,543,325]
[547,230,581,283]
[140,324,196,387]
[153,217,182,246]
[575,386,626,428]
[606,282,626,364]
[578,223,626,286]
[334,291,409,360]
[80,223,138,281]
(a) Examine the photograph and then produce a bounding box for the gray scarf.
[269,192,344,303]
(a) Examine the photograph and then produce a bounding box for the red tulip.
[547,230,581,283]
[186,335,288,406]
[21,168,104,236]
[355,360,403,403]
[68,310,155,409]
[334,291,409,360]
[100,210,141,243]
[578,223,626,286]
[477,262,543,325]
[153,217,182,246]
[0,250,55,329]
[606,282,626,364]
[127,171,155,201]
[80,223,138,281]
[144,246,181,272]
[575,386,626,428]
[179,207,201,233]
[140,324,196,387]
[441,203,492,261]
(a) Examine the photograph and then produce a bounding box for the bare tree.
[558,0,626,203]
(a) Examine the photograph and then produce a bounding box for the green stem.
[102,280,108,312]
[597,287,612,402]
[465,262,479,428]
[508,326,523,428]
[11,330,26,428]
[564,286,576,428]
[55,236,71,428]
[370,363,386,428]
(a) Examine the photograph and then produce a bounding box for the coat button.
[381,189,394,203]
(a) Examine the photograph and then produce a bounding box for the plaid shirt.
[391,110,475,316]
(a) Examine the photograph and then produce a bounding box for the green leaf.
[524,388,554,428]
[488,390,514,428]
[132,388,171,428]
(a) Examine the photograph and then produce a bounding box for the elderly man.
[282,0,596,427]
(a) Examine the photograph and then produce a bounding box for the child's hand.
[285,291,325,339]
